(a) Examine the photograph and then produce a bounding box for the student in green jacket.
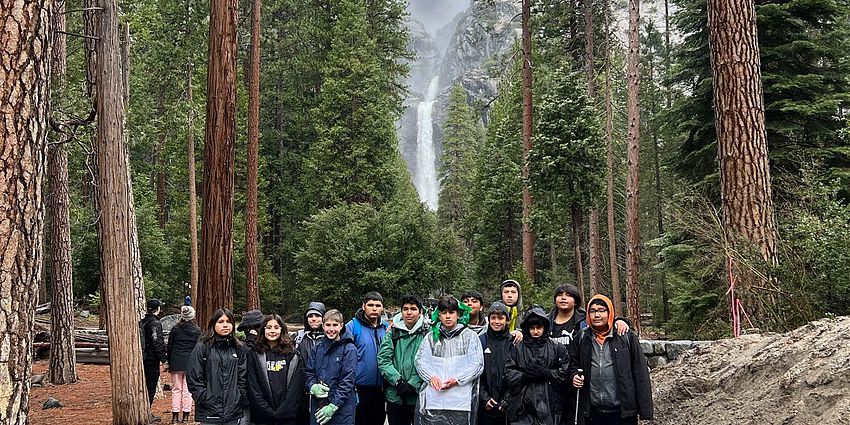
[378,294,428,425]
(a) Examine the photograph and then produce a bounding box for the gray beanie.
[180,305,196,321]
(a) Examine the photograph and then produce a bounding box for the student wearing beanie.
[478,302,512,425]
[168,306,201,423]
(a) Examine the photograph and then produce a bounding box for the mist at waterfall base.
[404,0,470,211]
[414,77,441,210]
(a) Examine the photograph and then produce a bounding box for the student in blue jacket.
[345,291,389,425]
[306,309,358,425]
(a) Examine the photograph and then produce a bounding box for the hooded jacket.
[505,306,569,425]
[296,302,327,361]
[246,347,305,425]
[167,320,201,372]
[187,336,247,424]
[345,309,389,387]
[567,295,653,424]
[466,312,489,336]
[500,280,522,332]
[377,312,428,405]
[305,328,358,425]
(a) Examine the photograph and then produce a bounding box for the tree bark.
[47,0,77,385]
[245,0,261,311]
[187,61,199,305]
[625,0,642,334]
[521,0,536,283]
[708,0,780,322]
[604,0,622,315]
[572,205,586,299]
[198,0,239,324]
[0,0,51,421]
[94,0,151,422]
[584,0,601,296]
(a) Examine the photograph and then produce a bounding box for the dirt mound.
[651,317,850,424]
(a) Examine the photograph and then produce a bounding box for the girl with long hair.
[246,314,306,425]
[187,308,247,425]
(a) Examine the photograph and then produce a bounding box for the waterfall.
[414,77,440,210]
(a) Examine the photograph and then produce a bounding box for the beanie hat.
[488,301,510,318]
[181,305,196,321]
[237,309,264,331]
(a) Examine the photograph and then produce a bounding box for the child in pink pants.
[168,306,201,423]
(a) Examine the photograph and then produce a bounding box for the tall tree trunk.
[708,0,780,322]
[94,0,151,422]
[521,0,536,282]
[48,0,77,385]
[661,0,672,324]
[625,0,642,334]
[187,61,199,305]
[572,205,586,299]
[584,0,601,296]
[198,0,239,324]
[604,0,622,315]
[0,0,51,421]
[245,0,261,311]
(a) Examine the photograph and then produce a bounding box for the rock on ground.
[651,317,850,424]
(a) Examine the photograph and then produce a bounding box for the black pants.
[386,402,415,425]
[143,360,160,405]
[589,410,637,425]
[355,386,386,425]
[479,413,507,425]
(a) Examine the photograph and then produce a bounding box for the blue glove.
[310,383,330,398]
[316,404,339,425]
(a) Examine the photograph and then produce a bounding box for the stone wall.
[640,340,707,369]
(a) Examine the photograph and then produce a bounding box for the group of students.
[139,280,653,425]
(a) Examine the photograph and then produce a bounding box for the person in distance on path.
[141,298,169,407]
[167,305,201,423]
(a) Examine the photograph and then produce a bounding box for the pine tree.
[306,0,405,207]
[529,66,606,295]
[438,85,483,246]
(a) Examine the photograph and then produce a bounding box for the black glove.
[396,379,417,397]
[527,363,546,378]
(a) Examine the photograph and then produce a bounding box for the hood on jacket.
[354,308,388,329]
[519,305,551,338]
[327,324,355,346]
[304,301,327,331]
[586,294,615,333]
[391,311,425,334]
[500,279,523,308]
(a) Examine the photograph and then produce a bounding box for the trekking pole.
[574,369,583,425]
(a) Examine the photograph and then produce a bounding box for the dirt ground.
[29,360,193,425]
[651,316,850,424]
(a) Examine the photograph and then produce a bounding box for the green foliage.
[529,65,605,228]
[295,200,462,317]
[305,0,410,207]
[438,85,483,246]
[469,61,524,288]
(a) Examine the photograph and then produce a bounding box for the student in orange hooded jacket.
[568,295,652,425]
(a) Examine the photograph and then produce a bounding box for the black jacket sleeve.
[187,342,208,405]
[238,346,248,407]
[567,335,583,381]
[503,346,524,397]
[544,343,569,384]
[148,319,168,363]
[246,352,277,419]
[628,332,653,420]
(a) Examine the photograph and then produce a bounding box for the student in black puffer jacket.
[246,314,305,425]
[187,308,247,425]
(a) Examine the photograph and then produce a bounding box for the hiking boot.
[171,413,179,424]
[181,412,190,423]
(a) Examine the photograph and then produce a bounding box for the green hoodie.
[377,312,427,405]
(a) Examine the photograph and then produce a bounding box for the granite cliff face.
[399,0,521,199]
